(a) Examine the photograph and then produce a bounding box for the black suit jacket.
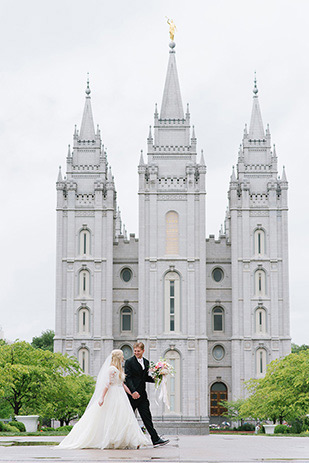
[125,356,154,396]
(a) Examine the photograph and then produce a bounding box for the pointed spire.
[148,126,153,140]
[67,144,71,157]
[266,123,270,136]
[200,149,205,166]
[281,165,287,182]
[160,42,184,119]
[192,125,196,139]
[139,149,145,165]
[123,224,128,240]
[79,74,96,140]
[57,166,63,182]
[231,165,236,182]
[107,166,113,182]
[249,73,265,139]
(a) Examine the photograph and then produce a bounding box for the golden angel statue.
[166,18,177,41]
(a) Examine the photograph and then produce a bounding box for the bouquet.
[149,359,174,408]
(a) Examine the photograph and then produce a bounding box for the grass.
[210,430,309,437]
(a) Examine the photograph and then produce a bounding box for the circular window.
[212,268,224,283]
[121,268,132,283]
[212,345,225,361]
[121,344,133,360]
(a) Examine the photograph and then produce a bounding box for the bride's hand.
[98,398,104,406]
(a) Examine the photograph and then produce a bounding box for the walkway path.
[0,434,309,462]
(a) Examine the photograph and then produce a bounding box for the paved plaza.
[0,434,309,463]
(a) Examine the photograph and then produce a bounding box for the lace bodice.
[108,366,124,387]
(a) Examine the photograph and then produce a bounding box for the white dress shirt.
[137,357,145,369]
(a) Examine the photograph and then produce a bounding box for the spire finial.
[231,165,236,182]
[57,165,63,182]
[166,17,177,42]
[281,165,287,182]
[253,71,258,96]
[148,125,152,139]
[85,73,91,96]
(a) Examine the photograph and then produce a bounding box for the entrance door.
[210,382,227,416]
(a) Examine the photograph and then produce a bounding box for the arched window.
[164,272,180,332]
[78,308,90,334]
[256,348,267,376]
[255,269,266,296]
[165,211,179,255]
[78,348,89,374]
[165,350,181,414]
[210,382,228,416]
[121,307,132,332]
[213,307,224,332]
[79,269,90,296]
[121,344,133,360]
[254,229,265,255]
[80,229,91,255]
[255,308,266,334]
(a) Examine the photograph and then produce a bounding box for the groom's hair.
[133,342,145,350]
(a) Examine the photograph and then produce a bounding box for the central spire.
[248,74,265,140]
[79,76,96,140]
[160,42,184,120]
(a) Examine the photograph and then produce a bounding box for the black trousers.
[128,394,159,444]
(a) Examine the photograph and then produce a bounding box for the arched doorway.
[210,382,228,416]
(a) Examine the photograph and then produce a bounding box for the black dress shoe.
[153,437,169,447]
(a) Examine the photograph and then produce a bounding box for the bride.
[58,349,149,449]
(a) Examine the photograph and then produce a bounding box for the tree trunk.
[59,419,64,427]
[65,419,70,426]
[14,402,21,416]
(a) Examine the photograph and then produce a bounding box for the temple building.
[54,40,290,432]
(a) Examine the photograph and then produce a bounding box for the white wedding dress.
[59,366,149,449]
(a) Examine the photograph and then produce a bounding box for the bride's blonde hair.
[110,349,125,381]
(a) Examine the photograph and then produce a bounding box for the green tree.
[0,341,81,416]
[291,343,309,354]
[220,399,246,423]
[31,330,55,352]
[43,374,95,426]
[0,398,13,419]
[240,350,309,423]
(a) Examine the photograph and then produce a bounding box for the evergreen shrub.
[237,423,255,431]
[9,421,26,432]
[3,423,20,432]
[274,424,289,434]
[56,425,73,432]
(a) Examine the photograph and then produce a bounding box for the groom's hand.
[132,391,140,399]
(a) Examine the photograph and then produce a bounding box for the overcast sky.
[0,0,308,345]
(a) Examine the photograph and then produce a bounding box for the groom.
[125,342,169,447]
